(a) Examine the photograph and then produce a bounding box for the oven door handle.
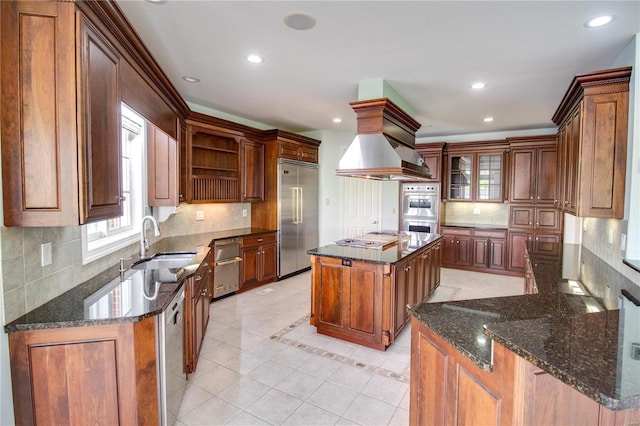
[214,257,242,266]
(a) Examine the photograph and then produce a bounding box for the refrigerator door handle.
[292,187,300,224]
[298,187,303,224]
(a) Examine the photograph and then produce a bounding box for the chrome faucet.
[140,215,160,258]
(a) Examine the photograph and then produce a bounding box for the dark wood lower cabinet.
[186,254,211,374]
[410,317,515,425]
[239,232,277,292]
[442,227,513,275]
[509,231,561,273]
[410,317,640,426]
[9,318,158,426]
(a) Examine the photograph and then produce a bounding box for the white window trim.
[81,227,140,264]
[81,103,146,265]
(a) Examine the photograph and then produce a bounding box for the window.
[81,104,146,264]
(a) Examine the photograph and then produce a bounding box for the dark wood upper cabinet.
[443,141,507,202]
[508,135,557,205]
[552,67,631,219]
[1,1,79,226]
[416,142,444,182]
[77,14,123,223]
[147,123,179,206]
[241,140,265,202]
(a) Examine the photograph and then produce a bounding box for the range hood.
[336,98,431,181]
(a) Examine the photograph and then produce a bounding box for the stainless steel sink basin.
[131,251,196,270]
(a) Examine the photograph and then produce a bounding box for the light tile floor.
[176,268,523,426]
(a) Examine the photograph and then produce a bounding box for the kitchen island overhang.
[307,232,442,351]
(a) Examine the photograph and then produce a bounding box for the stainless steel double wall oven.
[401,183,440,234]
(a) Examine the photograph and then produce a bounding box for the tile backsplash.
[581,217,639,286]
[441,202,509,227]
[1,203,251,324]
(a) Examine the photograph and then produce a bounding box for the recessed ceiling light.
[246,54,263,64]
[182,76,200,83]
[283,11,317,30]
[483,117,494,123]
[471,82,486,89]
[146,0,168,4]
[333,117,342,123]
[585,15,616,28]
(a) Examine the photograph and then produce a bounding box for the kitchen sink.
[131,251,196,270]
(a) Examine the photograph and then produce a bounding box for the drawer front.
[298,145,318,163]
[241,232,277,248]
[440,227,472,236]
[473,230,506,239]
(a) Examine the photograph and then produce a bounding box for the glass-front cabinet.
[448,155,472,200]
[477,154,503,201]
[445,142,507,202]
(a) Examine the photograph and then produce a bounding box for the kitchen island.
[409,242,640,425]
[308,232,442,351]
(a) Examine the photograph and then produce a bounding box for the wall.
[581,34,640,287]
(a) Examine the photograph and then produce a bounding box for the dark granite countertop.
[441,223,508,230]
[307,232,442,264]
[409,243,640,410]
[4,228,276,333]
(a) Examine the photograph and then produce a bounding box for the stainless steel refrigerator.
[277,158,319,278]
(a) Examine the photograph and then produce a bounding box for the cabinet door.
[442,235,456,266]
[242,140,264,202]
[489,239,506,270]
[259,243,277,283]
[477,153,503,201]
[1,1,79,226]
[556,124,567,210]
[77,15,123,223]
[394,258,410,337]
[510,206,534,228]
[431,242,442,293]
[421,153,441,182]
[533,233,561,256]
[240,246,259,288]
[298,144,318,163]
[535,207,561,232]
[448,155,473,200]
[472,238,489,268]
[578,92,628,218]
[510,149,535,203]
[508,232,533,272]
[536,147,557,204]
[147,123,178,206]
[564,107,581,215]
[455,236,472,266]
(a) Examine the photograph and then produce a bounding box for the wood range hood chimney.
[336,98,431,181]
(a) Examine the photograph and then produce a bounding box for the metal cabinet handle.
[195,276,202,281]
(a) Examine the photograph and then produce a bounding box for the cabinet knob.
[530,196,534,200]
[456,241,460,244]
[195,276,202,281]
[258,238,264,242]
[536,223,539,226]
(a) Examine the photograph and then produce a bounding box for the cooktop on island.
[335,231,409,250]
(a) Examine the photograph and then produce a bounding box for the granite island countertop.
[409,242,640,410]
[4,228,276,333]
[307,232,442,264]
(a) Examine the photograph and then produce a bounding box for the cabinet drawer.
[298,145,318,163]
[441,227,472,236]
[241,232,277,248]
[473,229,506,239]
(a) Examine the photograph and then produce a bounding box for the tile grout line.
[270,314,410,384]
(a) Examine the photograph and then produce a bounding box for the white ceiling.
[116,1,639,138]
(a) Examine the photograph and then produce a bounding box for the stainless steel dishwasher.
[213,237,242,298]
[157,287,186,426]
